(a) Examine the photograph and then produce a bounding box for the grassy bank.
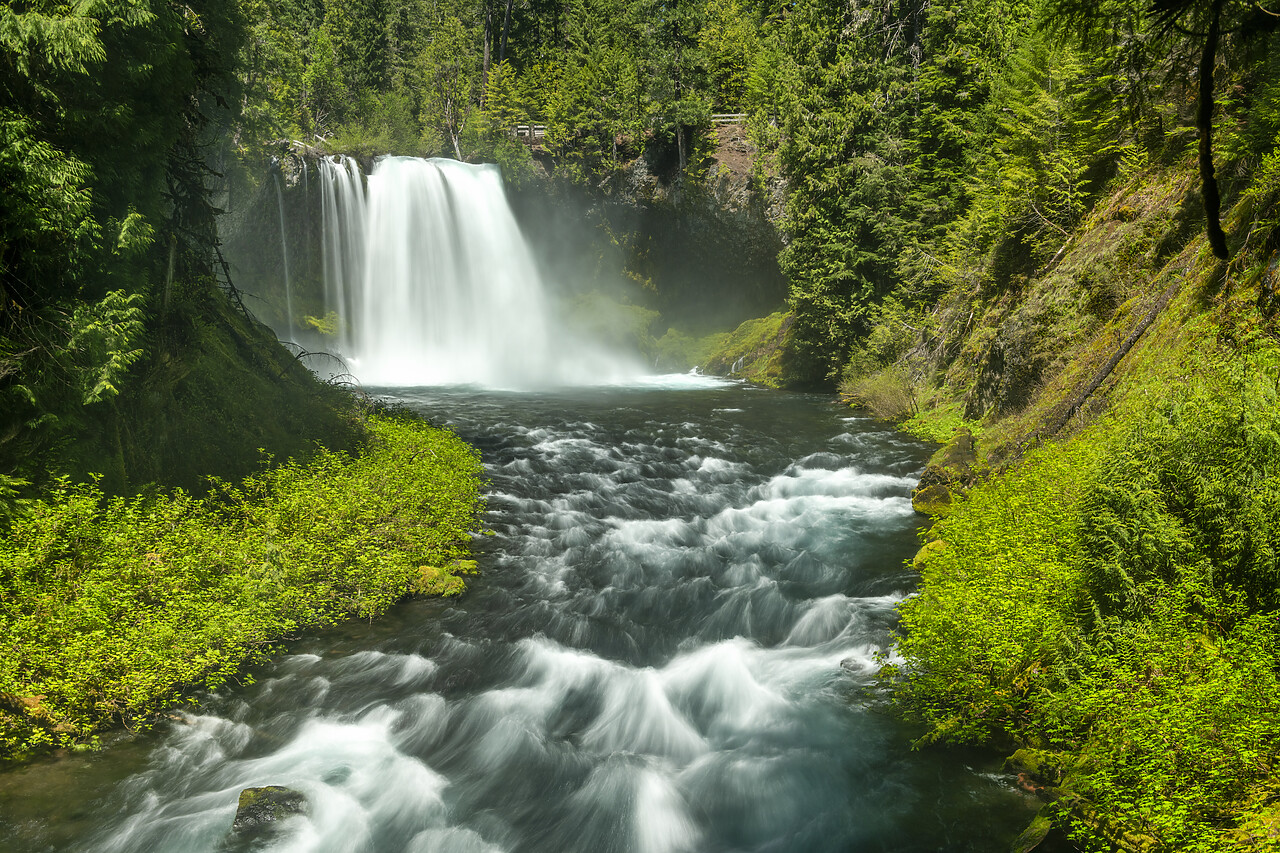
[0,412,484,759]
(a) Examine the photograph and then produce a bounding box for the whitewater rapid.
[0,382,1044,853]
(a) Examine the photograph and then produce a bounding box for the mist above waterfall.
[314,156,643,388]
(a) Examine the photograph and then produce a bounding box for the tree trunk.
[1198,0,1230,260]
[482,1,492,107]
[499,0,514,64]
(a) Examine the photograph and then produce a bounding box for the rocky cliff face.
[507,124,789,335]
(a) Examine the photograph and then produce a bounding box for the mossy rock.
[1005,748,1070,788]
[931,427,978,470]
[912,538,949,570]
[912,428,983,515]
[1009,812,1053,853]
[232,786,307,834]
[911,482,955,515]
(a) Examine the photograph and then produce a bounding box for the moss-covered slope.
[64,292,363,495]
[880,155,1280,850]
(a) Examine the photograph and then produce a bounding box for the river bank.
[0,378,1045,853]
[0,411,483,761]
[858,154,1280,850]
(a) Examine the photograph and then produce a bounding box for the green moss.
[699,311,797,387]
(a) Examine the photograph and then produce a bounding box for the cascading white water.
[318,155,366,356]
[317,156,641,388]
[272,174,295,341]
[16,388,1039,853]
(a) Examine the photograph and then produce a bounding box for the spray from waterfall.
[314,156,641,388]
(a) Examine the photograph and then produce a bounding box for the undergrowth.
[895,343,1280,850]
[899,404,984,444]
[0,412,484,759]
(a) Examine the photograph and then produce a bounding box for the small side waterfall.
[315,156,640,388]
[317,155,366,355]
[272,173,295,341]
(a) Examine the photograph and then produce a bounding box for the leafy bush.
[1040,586,1280,852]
[0,413,483,758]
[840,367,919,422]
[1079,350,1280,617]
[895,440,1092,744]
[896,344,1280,847]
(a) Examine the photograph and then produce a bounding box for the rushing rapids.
[312,156,641,388]
[0,380,1041,852]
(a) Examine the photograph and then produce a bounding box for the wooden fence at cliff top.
[512,114,746,144]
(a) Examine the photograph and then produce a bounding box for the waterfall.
[273,173,295,341]
[318,155,366,355]
[315,156,640,388]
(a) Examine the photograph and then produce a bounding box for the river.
[0,376,1039,852]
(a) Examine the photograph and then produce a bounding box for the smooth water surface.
[0,380,1039,852]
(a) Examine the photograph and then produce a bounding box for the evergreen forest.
[2,0,1280,847]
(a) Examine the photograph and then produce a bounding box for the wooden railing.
[510,113,745,144]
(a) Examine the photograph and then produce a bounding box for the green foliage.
[235,0,747,178]
[900,405,985,444]
[1040,587,1280,852]
[767,0,908,380]
[1079,348,1280,616]
[950,28,1134,268]
[0,413,483,758]
[842,368,920,422]
[412,14,483,158]
[697,0,756,108]
[897,345,1280,847]
[546,40,645,174]
[0,289,147,503]
[305,311,342,337]
[895,440,1091,744]
[1,0,244,489]
[0,110,98,291]
[67,290,146,405]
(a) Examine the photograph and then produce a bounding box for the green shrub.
[840,367,920,422]
[0,413,483,758]
[896,344,1280,848]
[1040,585,1280,852]
[894,440,1093,744]
[1079,348,1280,617]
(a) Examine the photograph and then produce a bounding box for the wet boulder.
[231,786,307,835]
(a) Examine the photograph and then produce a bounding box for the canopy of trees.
[229,0,1278,382]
